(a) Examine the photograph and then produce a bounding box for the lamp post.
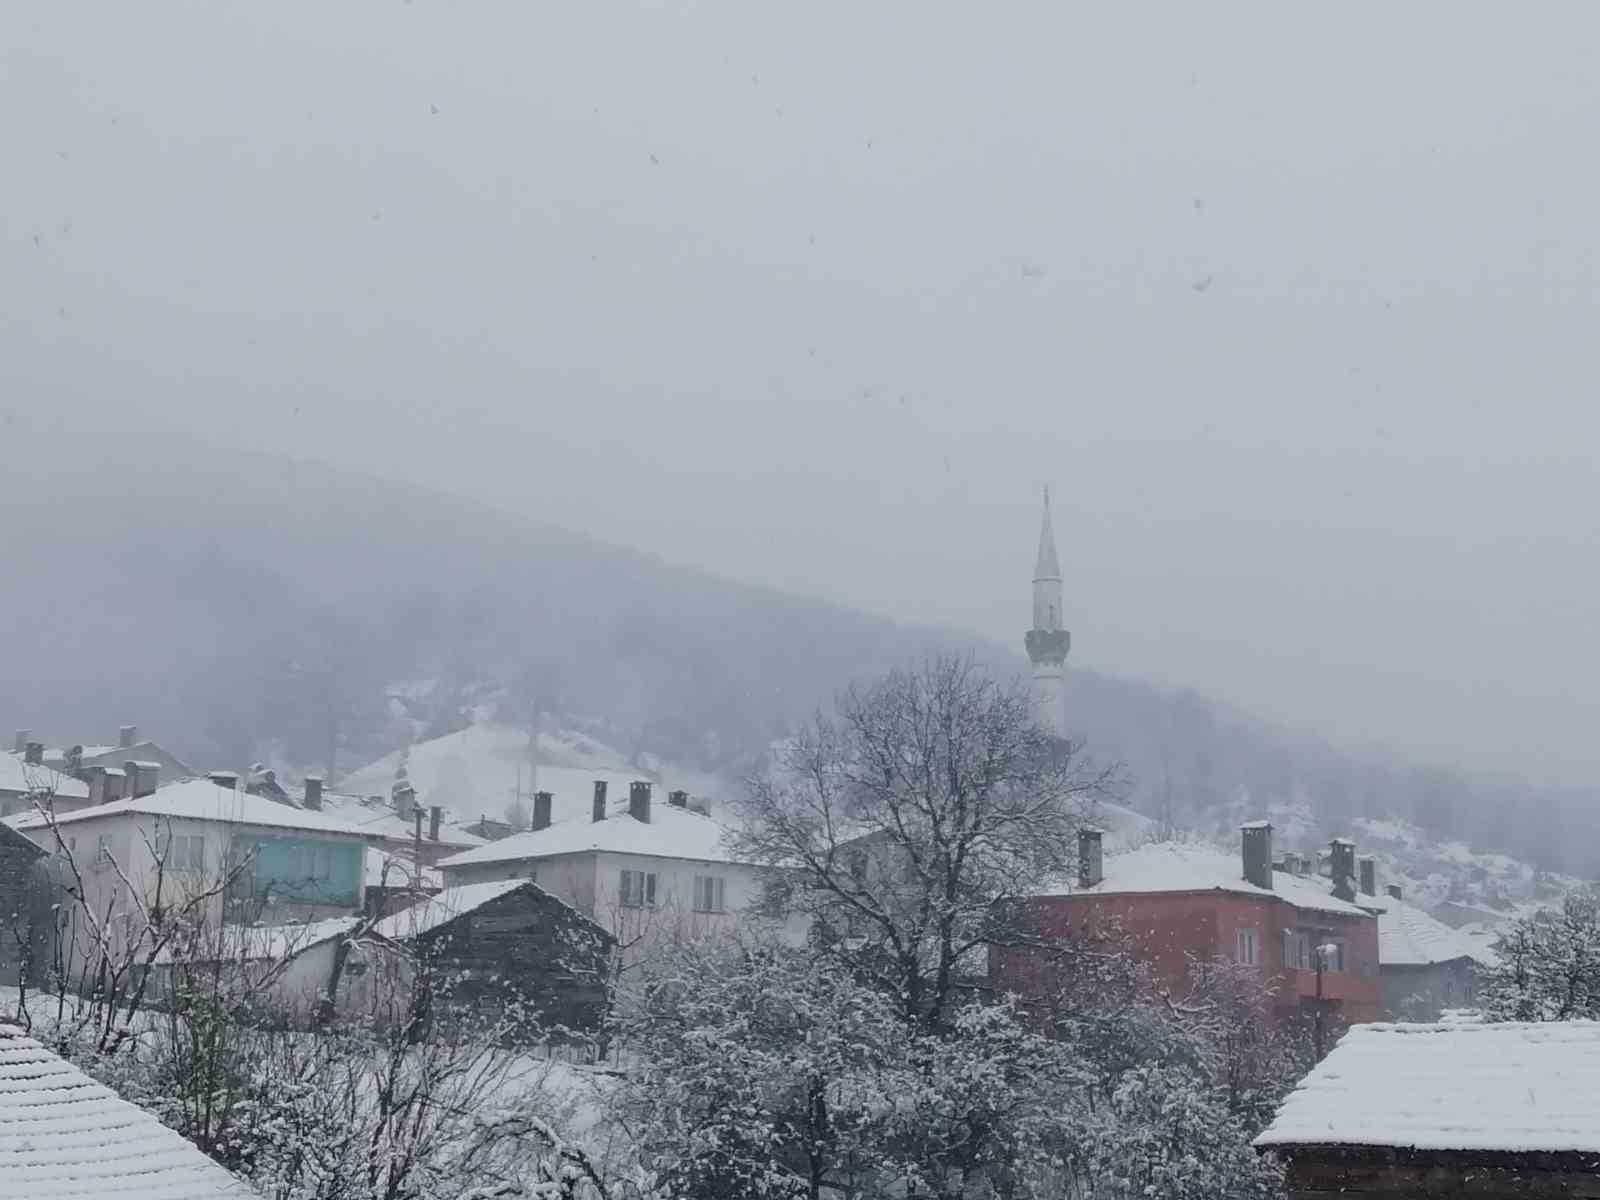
[1314,942,1338,1060]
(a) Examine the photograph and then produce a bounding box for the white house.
[0,749,90,818]
[6,777,376,966]
[437,780,804,958]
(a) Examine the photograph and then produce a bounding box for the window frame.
[620,868,658,909]
[1234,926,1260,966]
[693,874,726,914]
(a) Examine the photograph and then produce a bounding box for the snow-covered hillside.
[337,720,743,829]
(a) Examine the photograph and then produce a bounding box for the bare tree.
[27,792,252,1055]
[733,655,1118,1026]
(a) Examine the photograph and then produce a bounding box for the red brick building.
[993,823,1382,1027]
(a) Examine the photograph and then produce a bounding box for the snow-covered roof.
[1036,840,1373,918]
[5,778,373,839]
[1379,897,1498,968]
[0,754,89,800]
[438,797,739,870]
[153,917,359,965]
[0,1022,253,1198]
[42,741,197,780]
[1255,1021,1600,1154]
[314,791,486,849]
[372,878,531,941]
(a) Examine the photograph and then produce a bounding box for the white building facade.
[438,782,805,958]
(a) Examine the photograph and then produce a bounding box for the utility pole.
[413,808,424,890]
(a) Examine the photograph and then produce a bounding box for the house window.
[171,835,206,873]
[296,844,336,882]
[693,875,726,914]
[1284,929,1344,972]
[620,869,657,909]
[1322,939,1346,973]
[95,833,114,869]
[1235,927,1260,966]
[1283,930,1312,970]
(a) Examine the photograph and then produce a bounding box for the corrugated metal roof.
[0,1023,254,1198]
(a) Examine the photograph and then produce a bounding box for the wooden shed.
[366,879,615,1042]
[1256,1019,1600,1198]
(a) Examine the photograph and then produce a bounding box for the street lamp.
[1314,942,1339,1059]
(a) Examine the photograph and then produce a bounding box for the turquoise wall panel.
[234,834,362,907]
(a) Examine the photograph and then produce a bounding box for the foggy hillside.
[6,434,1596,879]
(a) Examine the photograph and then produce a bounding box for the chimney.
[1077,827,1104,888]
[668,789,689,809]
[128,761,158,798]
[629,780,652,824]
[1387,883,1404,901]
[533,791,552,831]
[13,730,28,755]
[1359,857,1377,897]
[23,742,43,766]
[1241,821,1273,890]
[592,780,608,823]
[85,765,107,806]
[209,770,239,791]
[303,775,324,810]
[1329,839,1357,902]
[393,784,416,821]
[429,804,442,842]
[118,724,138,749]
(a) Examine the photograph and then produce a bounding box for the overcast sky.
[5,2,1600,783]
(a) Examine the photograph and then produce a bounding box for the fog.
[5,2,1600,784]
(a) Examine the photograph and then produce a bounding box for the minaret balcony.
[1025,628,1070,666]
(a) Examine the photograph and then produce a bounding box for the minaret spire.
[1034,485,1061,584]
[1025,487,1070,739]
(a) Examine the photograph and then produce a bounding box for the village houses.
[5,775,378,969]
[438,779,805,958]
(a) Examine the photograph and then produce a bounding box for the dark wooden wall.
[0,827,51,987]
[1284,1148,1600,1199]
[417,886,613,1042]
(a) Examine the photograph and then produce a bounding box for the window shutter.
[645,873,657,907]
